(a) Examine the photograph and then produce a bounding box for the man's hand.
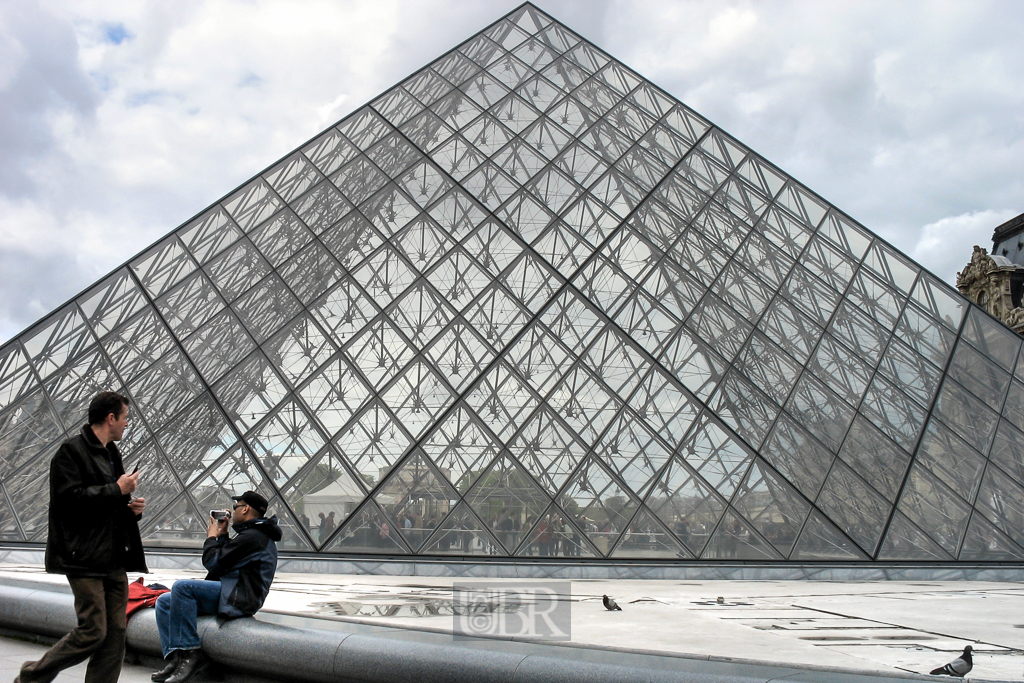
[117,470,140,495]
[207,513,229,538]
[128,497,146,515]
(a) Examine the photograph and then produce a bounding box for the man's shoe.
[164,650,206,683]
[151,651,181,682]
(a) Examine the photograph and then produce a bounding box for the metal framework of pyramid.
[2,3,1023,563]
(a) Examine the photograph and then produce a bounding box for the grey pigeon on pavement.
[602,595,622,611]
[930,645,973,676]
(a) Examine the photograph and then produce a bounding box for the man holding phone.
[17,392,147,683]
[152,491,280,683]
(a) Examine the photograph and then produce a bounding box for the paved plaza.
[0,637,153,683]
[1,564,1022,681]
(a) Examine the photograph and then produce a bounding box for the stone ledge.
[0,578,954,683]
[4,548,1024,581]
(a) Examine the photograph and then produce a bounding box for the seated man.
[153,491,281,683]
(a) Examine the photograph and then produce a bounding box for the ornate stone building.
[956,246,1024,334]
[957,210,1024,336]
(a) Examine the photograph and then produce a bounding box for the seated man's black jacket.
[202,516,281,618]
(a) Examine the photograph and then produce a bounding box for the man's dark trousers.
[18,574,129,683]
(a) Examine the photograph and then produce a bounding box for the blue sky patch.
[104,23,130,45]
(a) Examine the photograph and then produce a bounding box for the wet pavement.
[1,564,1021,681]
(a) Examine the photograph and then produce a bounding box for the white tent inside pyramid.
[1,2,1023,563]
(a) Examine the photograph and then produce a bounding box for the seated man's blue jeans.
[155,580,221,658]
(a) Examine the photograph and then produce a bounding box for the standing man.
[152,491,280,683]
[17,391,147,683]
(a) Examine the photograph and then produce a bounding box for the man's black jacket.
[45,425,147,575]
[202,516,281,618]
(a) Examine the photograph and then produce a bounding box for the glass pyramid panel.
[676,417,753,499]
[262,496,315,553]
[298,355,371,437]
[323,501,410,554]
[961,307,1022,372]
[421,406,502,492]
[0,492,20,540]
[877,511,953,561]
[790,510,867,561]
[732,461,809,558]
[702,510,781,560]
[836,416,910,503]
[44,347,123,433]
[465,453,550,552]
[187,446,274,516]
[126,440,188,529]
[958,512,1024,561]
[280,446,364,548]
[915,419,986,502]
[1,340,32,390]
[558,456,640,555]
[3,453,52,540]
[246,399,326,487]
[593,412,672,498]
[646,454,725,557]
[420,502,504,555]
[609,508,691,559]
[2,2,1023,565]
[973,463,1024,550]
[509,407,586,495]
[896,464,972,556]
[516,504,598,558]
[989,419,1024,487]
[0,389,64,476]
[814,459,891,556]
[333,401,410,487]
[372,452,459,552]
[140,495,207,549]
[1003,379,1024,434]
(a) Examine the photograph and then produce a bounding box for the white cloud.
[1,0,1023,345]
[703,6,758,55]
[911,209,1019,284]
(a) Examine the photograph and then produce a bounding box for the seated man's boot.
[151,651,181,682]
[164,649,206,683]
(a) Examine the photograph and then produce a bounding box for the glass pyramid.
[2,3,1022,563]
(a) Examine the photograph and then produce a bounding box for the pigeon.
[602,595,622,611]
[930,645,973,677]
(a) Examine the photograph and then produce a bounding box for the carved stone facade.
[957,245,1024,335]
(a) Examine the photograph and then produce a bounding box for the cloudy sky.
[1,0,1022,344]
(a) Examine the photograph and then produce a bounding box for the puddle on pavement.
[308,599,460,617]
[801,636,869,641]
[307,593,533,619]
[873,635,937,640]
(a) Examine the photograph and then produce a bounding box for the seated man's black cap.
[231,490,269,516]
